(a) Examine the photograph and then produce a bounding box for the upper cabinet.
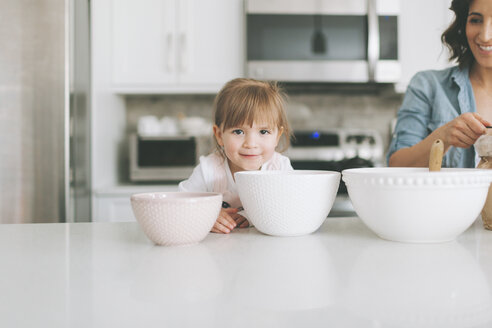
[111,0,244,94]
[104,0,452,94]
[396,0,453,93]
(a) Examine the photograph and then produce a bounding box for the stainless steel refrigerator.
[0,0,91,223]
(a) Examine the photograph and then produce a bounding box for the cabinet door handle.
[166,33,174,72]
[179,32,188,72]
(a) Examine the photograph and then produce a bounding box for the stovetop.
[286,129,385,196]
[286,128,384,164]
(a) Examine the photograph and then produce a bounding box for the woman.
[388,0,492,167]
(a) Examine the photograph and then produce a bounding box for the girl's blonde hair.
[213,78,292,156]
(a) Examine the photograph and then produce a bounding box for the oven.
[285,129,384,216]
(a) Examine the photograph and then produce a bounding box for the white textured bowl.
[130,192,222,246]
[342,168,492,243]
[235,170,340,236]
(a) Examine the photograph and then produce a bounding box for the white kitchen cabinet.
[396,0,454,93]
[111,0,244,93]
[94,195,136,222]
[92,185,179,222]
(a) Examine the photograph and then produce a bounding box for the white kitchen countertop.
[2,217,492,328]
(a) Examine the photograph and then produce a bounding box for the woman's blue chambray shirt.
[387,65,477,168]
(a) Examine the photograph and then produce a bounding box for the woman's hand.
[439,112,490,149]
[389,112,491,167]
[211,208,238,234]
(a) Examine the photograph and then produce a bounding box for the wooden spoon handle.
[429,139,444,172]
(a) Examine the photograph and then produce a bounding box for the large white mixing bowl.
[235,170,340,236]
[342,168,492,243]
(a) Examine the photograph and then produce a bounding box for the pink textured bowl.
[130,192,222,246]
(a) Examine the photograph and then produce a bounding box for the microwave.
[129,134,212,182]
[246,0,400,83]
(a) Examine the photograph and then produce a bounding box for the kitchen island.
[1,217,492,328]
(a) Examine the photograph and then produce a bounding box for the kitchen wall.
[125,84,403,155]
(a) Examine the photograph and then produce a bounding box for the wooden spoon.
[429,139,444,172]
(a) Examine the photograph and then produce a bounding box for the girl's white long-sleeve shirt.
[178,151,293,210]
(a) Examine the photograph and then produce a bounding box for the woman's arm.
[389,112,490,167]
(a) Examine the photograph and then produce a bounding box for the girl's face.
[466,0,492,69]
[213,121,283,175]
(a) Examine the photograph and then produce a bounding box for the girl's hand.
[440,113,490,148]
[232,213,249,228]
[211,208,238,234]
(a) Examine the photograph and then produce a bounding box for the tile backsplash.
[125,85,404,158]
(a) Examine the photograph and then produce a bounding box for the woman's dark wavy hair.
[441,0,473,69]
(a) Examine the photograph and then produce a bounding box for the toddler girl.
[179,78,293,233]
